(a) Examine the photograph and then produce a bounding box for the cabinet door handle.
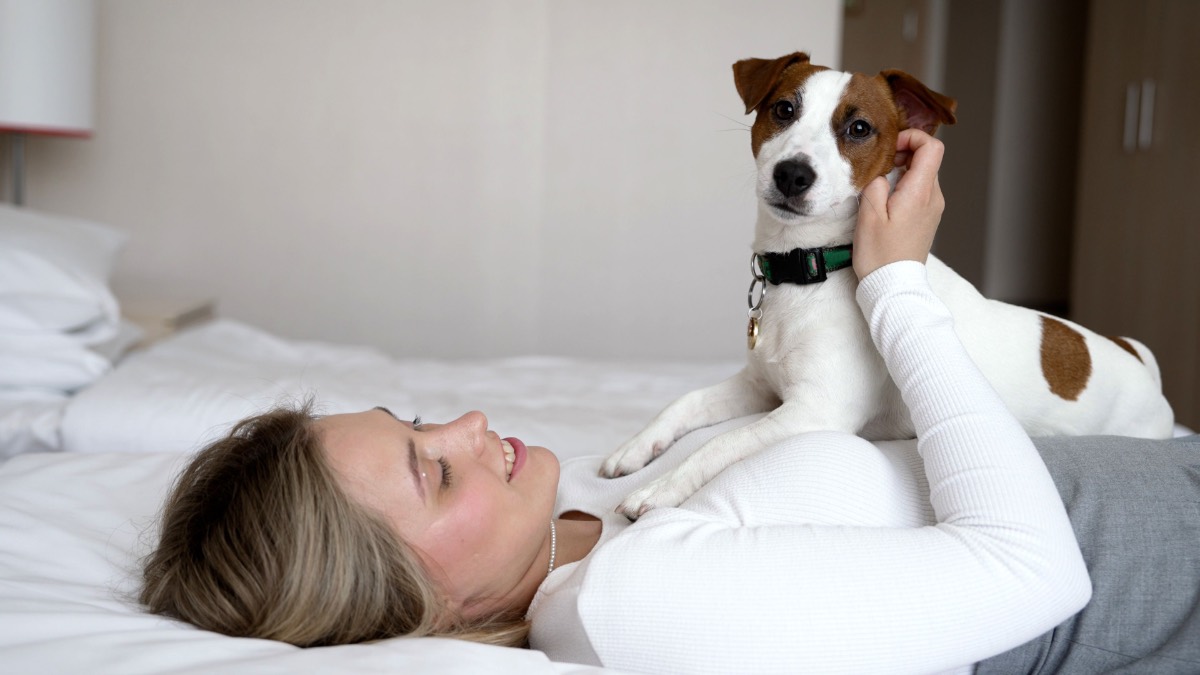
[1138,78,1155,150]
[1124,81,1139,154]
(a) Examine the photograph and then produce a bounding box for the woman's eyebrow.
[373,406,426,500]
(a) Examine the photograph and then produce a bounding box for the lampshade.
[0,0,95,138]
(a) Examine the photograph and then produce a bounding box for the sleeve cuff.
[854,260,930,319]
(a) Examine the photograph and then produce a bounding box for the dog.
[601,52,1175,519]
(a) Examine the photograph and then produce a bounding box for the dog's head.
[733,52,956,232]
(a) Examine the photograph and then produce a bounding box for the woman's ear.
[732,52,810,115]
[880,69,958,134]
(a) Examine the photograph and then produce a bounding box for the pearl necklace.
[547,520,557,575]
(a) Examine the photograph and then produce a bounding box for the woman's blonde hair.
[140,402,529,648]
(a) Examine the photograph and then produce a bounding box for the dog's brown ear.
[733,52,810,115]
[881,70,958,134]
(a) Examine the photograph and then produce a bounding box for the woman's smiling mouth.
[503,437,527,481]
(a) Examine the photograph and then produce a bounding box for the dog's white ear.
[881,70,958,134]
[733,52,810,115]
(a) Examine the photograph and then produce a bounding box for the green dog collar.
[758,245,853,285]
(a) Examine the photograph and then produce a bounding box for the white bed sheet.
[0,391,68,458]
[0,451,631,674]
[59,319,741,463]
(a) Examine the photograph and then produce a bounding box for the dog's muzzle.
[770,159,817,215]
[773,159,816,197]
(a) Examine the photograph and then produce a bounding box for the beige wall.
[16,0,841,359]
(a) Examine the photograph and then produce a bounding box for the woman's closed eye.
[410,415,451,488]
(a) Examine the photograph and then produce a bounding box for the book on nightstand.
[118,295,218,347]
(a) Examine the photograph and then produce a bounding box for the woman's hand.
[852,129,946,280]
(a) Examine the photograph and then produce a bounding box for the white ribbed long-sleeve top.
[528,261,1091,674]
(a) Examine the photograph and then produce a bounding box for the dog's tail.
[1121,337,1163,389]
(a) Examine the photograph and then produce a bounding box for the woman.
[141,131,1200,673]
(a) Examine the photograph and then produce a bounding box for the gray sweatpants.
[975,434,1200,674]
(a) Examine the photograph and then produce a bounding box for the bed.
[0,335,739,675]
[0,205,742,673]
[0,339,735,675]
[2,206,1194,674]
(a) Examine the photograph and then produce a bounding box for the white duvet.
[60,319,740,463]
[0,318,741,673]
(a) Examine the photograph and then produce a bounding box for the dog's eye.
[847,120,873,139]
[772,100,795,121]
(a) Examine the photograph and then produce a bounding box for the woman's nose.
[445,411,489,457]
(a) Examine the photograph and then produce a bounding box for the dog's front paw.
[599,433,671,478]
[615,469,701,520]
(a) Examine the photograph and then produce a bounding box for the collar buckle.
[758,245,851,286]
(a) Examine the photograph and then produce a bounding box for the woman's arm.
[574,132,1091,673]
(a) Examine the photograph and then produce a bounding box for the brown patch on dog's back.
[1040,316,1092,401]
[836,74,903,190]
[1107,335,1144,363]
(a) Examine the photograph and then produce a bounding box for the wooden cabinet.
[1070,0,1200,430]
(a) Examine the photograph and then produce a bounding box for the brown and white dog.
[601,52,1175,518]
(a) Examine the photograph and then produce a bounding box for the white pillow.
[0,331,112,391]
[0,204,126,341]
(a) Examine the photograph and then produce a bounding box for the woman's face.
[315,408,559,619]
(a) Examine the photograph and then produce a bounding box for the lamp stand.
[7,133,25,206]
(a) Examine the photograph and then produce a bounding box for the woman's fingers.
[896,127,942,155]
[893,129,944,200]
[858,175,891,227]
[852,176,895,280]
[853,130,947,280]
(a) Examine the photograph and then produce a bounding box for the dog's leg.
[600,368,777,478]
[615,397,864,519]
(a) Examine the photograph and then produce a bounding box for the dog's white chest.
[747,272,873,395]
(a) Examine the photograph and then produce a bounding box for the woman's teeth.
[502,439,516,479]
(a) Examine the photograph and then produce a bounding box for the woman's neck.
[553,512,603,569]
[510,513,603,619]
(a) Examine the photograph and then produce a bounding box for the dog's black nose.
[773,160,816,197]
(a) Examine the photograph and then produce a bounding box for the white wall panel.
[25,0,840,358]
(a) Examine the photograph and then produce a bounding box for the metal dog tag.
[747,254,766,350]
